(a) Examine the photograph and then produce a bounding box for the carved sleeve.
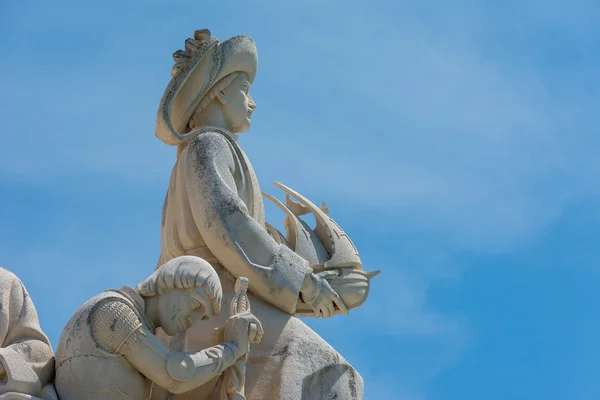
[163,343,240,394]
[184,132,311,315]
[112,317,242,395]
[87,295,243,394]
[89,298,143,354]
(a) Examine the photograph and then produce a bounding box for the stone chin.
[158,316,180,336]
[232,117,251,134]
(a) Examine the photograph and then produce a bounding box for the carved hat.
[156,29,258,146]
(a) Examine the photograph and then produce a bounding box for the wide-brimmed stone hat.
[156,29,258,146]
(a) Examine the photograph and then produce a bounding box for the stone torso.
[158,129,265,267]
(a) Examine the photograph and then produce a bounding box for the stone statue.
[54,256,263,400]
[155,29,378,399]
[0,268,56,400]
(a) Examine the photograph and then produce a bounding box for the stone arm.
[0,270,54,396]
[90,299,243,395]
[184,133,312,314]
[123,329,241,394]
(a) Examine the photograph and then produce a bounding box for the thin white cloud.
[249,2,600,253]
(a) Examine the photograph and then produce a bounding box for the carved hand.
[223,312,264,355]
[300,271,349,318]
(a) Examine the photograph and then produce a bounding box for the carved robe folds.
[0,268,56,400]
[159,129,364,400]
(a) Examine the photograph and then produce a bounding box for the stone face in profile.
[0,268,56,400]
[155,29,371,399]
[54,256,263,400]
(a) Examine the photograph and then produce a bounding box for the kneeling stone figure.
[54,256,263,400]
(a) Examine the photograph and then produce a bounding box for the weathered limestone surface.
[164,267,365,400]
[0,268,56,400]
[4,27,378,400]
[155,29,377,400]
[54,257,263,400]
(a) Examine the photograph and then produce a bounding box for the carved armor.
[90,298,144,354]
[55,289,153,400]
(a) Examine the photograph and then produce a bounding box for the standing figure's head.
[156,29,258,145]
[137,256,222,336]
[187,71,256,134]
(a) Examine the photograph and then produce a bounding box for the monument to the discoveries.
[154,29,379,399]
[0,28,379,400]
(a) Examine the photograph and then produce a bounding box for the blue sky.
[1,1,599,399]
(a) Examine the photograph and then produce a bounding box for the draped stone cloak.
[158,129,364,400]
[0,268,55,399]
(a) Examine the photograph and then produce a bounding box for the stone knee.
[301,362,364,400]
[278,318,364,399]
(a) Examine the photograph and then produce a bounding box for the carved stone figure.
[54,256,263,400]
[155,29,377,399]
[0,268,56,400]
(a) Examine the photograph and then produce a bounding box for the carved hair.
[136,256,222,315]
[188,72,240,130]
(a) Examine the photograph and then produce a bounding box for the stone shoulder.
[0,266,18,283]
[186,130,236,170]
[0,267,23,297]
[89,296,142,354]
